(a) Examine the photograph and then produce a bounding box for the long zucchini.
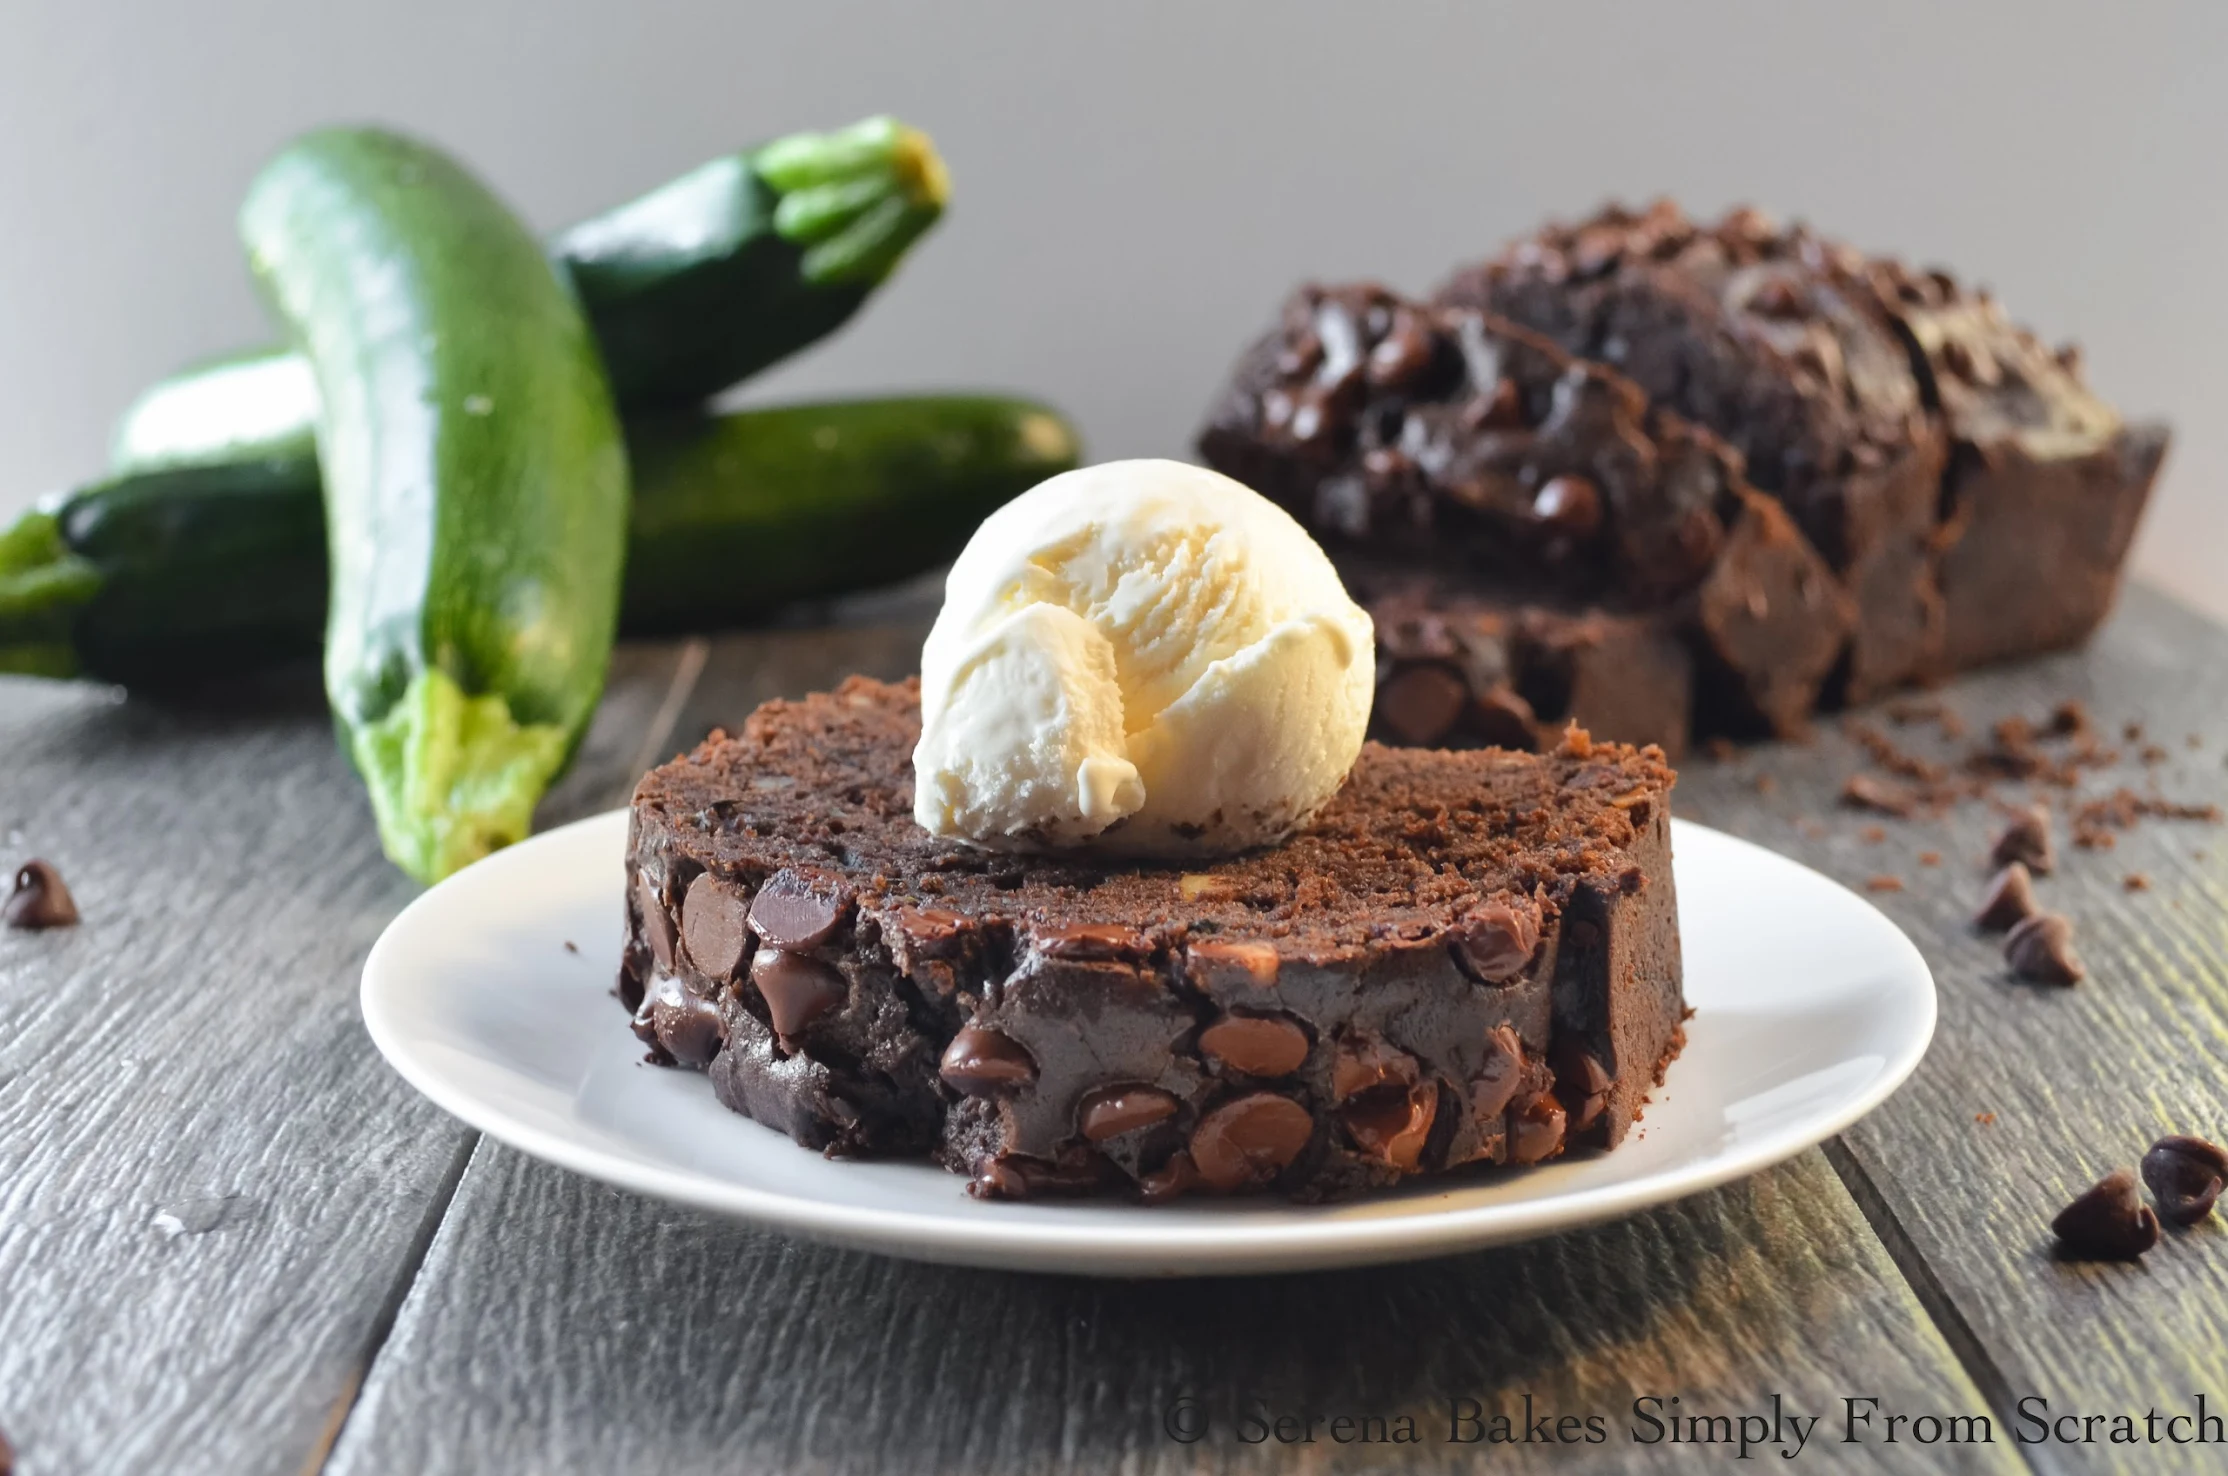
[112,116,947,477]
[241,127,629,883]
[1,396,1081,685]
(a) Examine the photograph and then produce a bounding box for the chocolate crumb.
[1754,774,1778,795]
[1864,875,1904,893]
[2140,744,2168,766]
[2123,873,2151,892]
[2123,721,2145,743]
[1990,805,2055,874]
[1975,1112,1996,1125]
[1918,851,1942,867]
[2052,1168,2159,1259]
[2005,911,2084,985]
[563,940,580,954]
[2048,701,2090,736]
[2141,1135,2228,1227]
[1841,773,1917,817]
[4,858,78,929]
[1859,825,1887,844]
[1974,862,2037,931]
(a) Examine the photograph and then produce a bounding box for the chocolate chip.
[939,1025,1037,1095]
[1568,1089,1609,1134]
[969,1149,1107,1200]
[680,872,753,980]
[2141,1135,2228,1227]
[1470,686,1540,750]
[891,906,971,954]
[2004,912,2084,985]
[2051,1168,2159,1259]
[750,948,848,1039]
[1508,1094,1567,1165]
[4,858,78,929]
[1034,923,1145,960]
[1185,939,1280,989]
[747,868,851,950]
[1376,664,1468,747]
[1330,1032,1418,1104]
[633,870,675,971]
[1553,1040,1612,1098]
[1198,1013,1311,1078]
[1077,1085,1179,1143]
[1189,1094,1314,1191]
[1469,1025,1525,1121]
[650,983,725,1067]
[1973,861,2037,932]
[1990,805,2055,875]
[1138,1150,1199,1205]
[1365,313,1435,390]
[1342,1083,1438,1171]
[1453,901,1541,982]
[1531,475,1603,539]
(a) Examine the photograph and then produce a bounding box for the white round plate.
[362,812,1933,1277]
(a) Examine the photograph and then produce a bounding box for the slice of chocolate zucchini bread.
[1197,282,1851,750]
[621,676,1684,1204]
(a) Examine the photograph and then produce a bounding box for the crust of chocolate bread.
[622,677,1685,1203]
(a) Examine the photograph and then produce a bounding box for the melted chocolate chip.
[1469,1025,1525,1121]
[1330,1032,1417,1104]
[1342,1083,1438,1171]
[2141,1135,2228,1227]
[2051,1168,2159,1259]
[2005,912,2084,985]
[1034,923,1145,960]
[4,858,78,929]
[891,907,971,954]
[1453,901,1541,982]
[1138,1150,1199,1205]
[680,872,753,980]
[1077,1085,1179,1143]
[1990,805,2055,875]
[1186,940,1279,989]
[1198,1013,1311,1078]
[939,1025,1037,1095]
[750,949,847,1039]
[1507,1094,1567,1165]
[633,871,675,972]
[1973,861,2037,932]
[747,869,852,951]
[650,983,725,1067]
[1189,1094,1314,1191]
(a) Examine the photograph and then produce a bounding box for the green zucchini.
[112,116,947,477]
[1,395,1080,685]
[241,126,629,883]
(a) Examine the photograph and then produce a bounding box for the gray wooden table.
[4,584,2225,1475]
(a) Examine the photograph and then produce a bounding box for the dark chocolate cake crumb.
[4,858,77,930]
[1918,851,1942,867]
[1989,805,2056,875]
[1864,875,1904,893]
[2052,1168,2160,1259]
[2141,1136,2228,1227]
[1973,862,2037,932]
[1841,773,1917,817]
[2005,912,2084,985]
[2123,873,2151,892]
[2072,788,2223,851]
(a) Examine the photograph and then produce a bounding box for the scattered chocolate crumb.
[2005,911,2084,984]
[2123,873,2151,892]
[2190,734,2204,750]
[1974,862,2038,932]
[2052,1168,2159,1259]
[563,940,580,954]
[1841,773,1917,817]
[1796,817,1828,838]
[2123,721,2145,743]
[2140,744,2169,766]
[2141,1136,2228,1227]
[1703,736,1738,762]
[1865,875,1905,893]
[1859,825,1887,844]
[2073,788,2223,850]
[1990,804,2055,874]
[4,858,78,930]
[1845,718,1951,783]
[2048,701,2091,737]
[1975,1112,1997,1125]
[1753,774,1778,796]
[1918,851,1942,867]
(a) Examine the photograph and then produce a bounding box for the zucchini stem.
[0,507,100,678]
[758,116,949,286]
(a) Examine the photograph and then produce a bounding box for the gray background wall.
[4,1,2221,616]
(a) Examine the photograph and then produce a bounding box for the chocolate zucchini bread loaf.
[1198,283,1852,753]
[622,676,1684,1204]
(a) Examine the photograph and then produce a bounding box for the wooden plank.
[325,622,2014,1475]
[1676,585,2228,1473]
[326,1146,2015,1474]
[0,642,698,1475]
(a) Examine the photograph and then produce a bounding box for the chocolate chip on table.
[1198,1013,1311,1078]
[938,1025,1037,1095]
[680,872,753,980]
[1990,804,2056,874]
[1189,1093,1314,1191]
[746,868,851,951]
[2141,1135,2228,1227]
[1452,901,1541,982]
[2004,912,2084,985]
[1973,861,2037,932]
[749,948,848,1040]
[4,858,78,929]
[1077,1085,1179,1143]
[2051,1168,2160,1259]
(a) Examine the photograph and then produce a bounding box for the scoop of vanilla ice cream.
[912,459,1375,855]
